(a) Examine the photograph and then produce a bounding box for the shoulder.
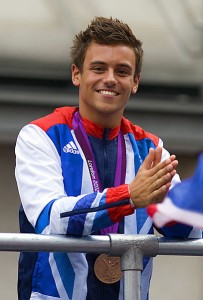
[30,106,78,132]
[121,116,159,146]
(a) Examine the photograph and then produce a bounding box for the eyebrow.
[89,61,107,66]
[90,61,133,69]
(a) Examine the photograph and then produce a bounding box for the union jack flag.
[147,153,203,229]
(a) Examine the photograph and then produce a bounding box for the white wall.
[151,255,203,299]
[0,144,19,299]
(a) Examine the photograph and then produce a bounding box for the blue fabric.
[32,252,59,297]
[18,205,38,300]
[53,253,75,298]
[169,153,203,212]
[47,124,83,197]
[35,200,55,234]
[88,129,118,190]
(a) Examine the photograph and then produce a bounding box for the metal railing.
[0,233,203,300]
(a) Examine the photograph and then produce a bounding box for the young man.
[15,17,201,300]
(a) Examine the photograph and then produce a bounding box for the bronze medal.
[94,254,123,284]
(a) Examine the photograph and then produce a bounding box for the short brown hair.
[70,16,143,77]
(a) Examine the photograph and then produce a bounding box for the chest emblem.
[63,141,79,154]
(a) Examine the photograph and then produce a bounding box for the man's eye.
[93,67,104,73]
[117,69,128,76]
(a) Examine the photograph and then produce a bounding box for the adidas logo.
[63,141,80,154]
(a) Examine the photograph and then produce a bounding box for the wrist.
[128,185,135,208]
[129,197,135,208]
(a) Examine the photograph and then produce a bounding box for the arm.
[15,125,133,236]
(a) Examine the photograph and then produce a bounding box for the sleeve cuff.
[106,184,135,222]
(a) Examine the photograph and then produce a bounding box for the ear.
[132,73,141,94]
[72,64,81,87]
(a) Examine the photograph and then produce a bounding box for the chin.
[100,107,117,114]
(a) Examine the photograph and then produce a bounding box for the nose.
[103,69,117,86]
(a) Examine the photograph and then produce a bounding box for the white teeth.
[98,90,117,96]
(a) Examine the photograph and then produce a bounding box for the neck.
[73,110,121,140]
[79,110,122,129]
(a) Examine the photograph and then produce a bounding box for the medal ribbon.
[72,111,126,234]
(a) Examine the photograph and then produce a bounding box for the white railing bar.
[157,237,203,256]
[0,233,203,256]
[0,233,110,253]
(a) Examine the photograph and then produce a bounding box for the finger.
[169,169,177,179]
[166,160,178,174]
[150,156,178,177]
[153,146,162,167]
[169,154,176,162]
[171,159,178,168]
[149,168,175,195]
[149,183,171,204]
[141,148,155,170]
[149,158,171,177]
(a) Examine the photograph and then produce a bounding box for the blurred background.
[0,0,203,299]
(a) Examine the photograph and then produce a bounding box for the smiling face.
[72,42,140,127]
